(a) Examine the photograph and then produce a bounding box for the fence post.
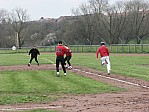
[110,45,112,52]
[116,44,118,53]
[134,44,136,53]
[141,43,143,52]
[128,44,130,53]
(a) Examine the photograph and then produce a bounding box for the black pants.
[64,56,71,66]
[29,56,39,64]
[56,56,66,73]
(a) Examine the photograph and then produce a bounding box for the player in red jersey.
[56,41,67,76]
[96,42,111,75]
[64,45,72,69]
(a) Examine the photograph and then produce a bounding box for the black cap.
[101,42,105,45]
[58,41,62,44]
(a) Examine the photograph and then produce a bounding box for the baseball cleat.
[64,73,67,76]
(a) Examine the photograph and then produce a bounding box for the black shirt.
[29,48,40,57]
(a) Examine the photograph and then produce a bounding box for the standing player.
[96,42,111,75]
[28,45,40,66]
[64,45,72,69]
[56,41,67,76]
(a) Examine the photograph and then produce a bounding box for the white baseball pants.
[101,56,111,74]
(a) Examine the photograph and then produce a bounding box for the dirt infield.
[0,64,149,112]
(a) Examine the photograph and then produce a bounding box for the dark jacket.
[29,48,40,57]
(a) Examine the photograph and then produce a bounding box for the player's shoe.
[102,63,105,66]
[65,65,68,68]
[68,66,72,69]
[64,73,67,76]
[108,73,110,75]
[56,72,60,77]
[38,63,39,66]
[28,63,30,66]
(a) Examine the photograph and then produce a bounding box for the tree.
[124,0,149,44]
[0,9,14,48]
[9,7,30,48]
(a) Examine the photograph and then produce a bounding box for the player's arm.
[29,49,32,55]
[106,48,110,56]
[37,49,40,55]
[96,49,99,60]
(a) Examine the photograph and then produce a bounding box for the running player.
[96,42,111,75]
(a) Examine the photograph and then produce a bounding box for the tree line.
[0,0,149,48]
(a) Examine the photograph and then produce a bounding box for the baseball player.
[28,45,40,66]
[56,41,67,76]
[64,45,72,69]
[96,42,111,75]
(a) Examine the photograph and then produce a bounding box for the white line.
[0,106,62,111]
[39,59,149,89]
[73,68,149,89]
[42,58,56,65]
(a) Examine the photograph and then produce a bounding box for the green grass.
[0,53,149,105]
[73,53,149,81]
[0,53,52,66]
[0,53,149,81]
[0,70,122,104]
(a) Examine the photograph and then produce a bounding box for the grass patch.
[0,53,149,81]
[0,70,122,104]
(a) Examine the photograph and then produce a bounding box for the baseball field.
[0,53,149,112]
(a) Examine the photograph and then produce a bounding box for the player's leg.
[35,56,39,66]
[105,56,111,75]
[101,57,106,65]
[64,57,68,68]
[60,57,67,76]
[56,57,60,76]
[67,56,72,69]
[28,57,34,66]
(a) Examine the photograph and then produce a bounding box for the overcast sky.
[0,0,129,21]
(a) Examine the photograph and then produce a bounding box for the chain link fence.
[0,44,149,54]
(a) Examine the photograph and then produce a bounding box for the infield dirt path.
[0,63,149,112]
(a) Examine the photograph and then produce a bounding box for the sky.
[0,0,129,21]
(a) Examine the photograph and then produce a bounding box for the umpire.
[28,45,40,66]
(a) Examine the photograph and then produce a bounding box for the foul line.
[35,58,149,89]
[72,68,149,89]
[0,106,62,111]
[46,59,149,89]
[42,58,55,65]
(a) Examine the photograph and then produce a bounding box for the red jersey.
[96,45,109,58]
[66,48,72,57]
[56,45,67,57]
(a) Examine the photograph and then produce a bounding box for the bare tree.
[124,0,149,44]
[0,9,14,48]
[72,1,99,45]
[9,7,30,48]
